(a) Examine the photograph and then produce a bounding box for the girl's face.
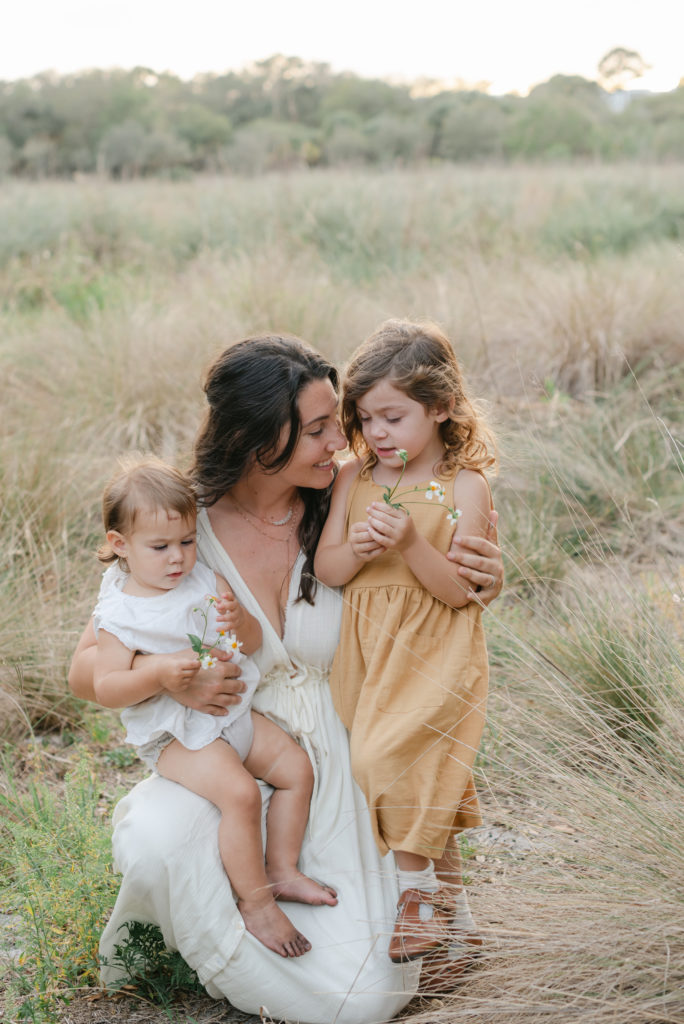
[355,378,447,471]
[108,507,197,596]
[276,377,346,490]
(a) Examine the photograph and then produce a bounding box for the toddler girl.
[315,320,495,965]
[93,454,336,959]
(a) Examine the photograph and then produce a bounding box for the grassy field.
[1,164,683,1023]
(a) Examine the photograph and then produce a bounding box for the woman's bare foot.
[238,897,311,957]
[268,869,338,906]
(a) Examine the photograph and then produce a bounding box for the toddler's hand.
[349,520,385,561]
[366,502,417,552]
[215,586,246,635]
[161,649,201,693]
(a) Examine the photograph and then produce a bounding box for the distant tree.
[364,113,428,164]
[0,134,14,175]
[598,48,650,92]
[435,93,507,161]
[99,120,148,178]
[19,135,58,178]
[175,106,232,167]
[222,118,318,174]
[504,97,600,160]
[143,130,192,174]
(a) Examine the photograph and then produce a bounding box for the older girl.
[315,320,495,964]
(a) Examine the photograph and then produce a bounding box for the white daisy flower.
[426,481,446,502]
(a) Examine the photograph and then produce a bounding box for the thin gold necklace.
[230,497,299,541]
[230,497,299,634]
[230,494,295,528]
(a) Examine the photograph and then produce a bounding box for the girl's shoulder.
[452,466,492,495]
[451,467,492,533]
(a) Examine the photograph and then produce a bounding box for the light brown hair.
[341,319,497,476]
[98,454,197,567]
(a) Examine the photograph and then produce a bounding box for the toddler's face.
[116,506,197,596]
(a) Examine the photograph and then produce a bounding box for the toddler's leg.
[244,714,337,906]
[157,738,311,957]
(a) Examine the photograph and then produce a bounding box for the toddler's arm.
[214,574,262,655]
[94,629,200,709]
[69,619,245,713]
[366,468,492,608]
[315,459,382,586]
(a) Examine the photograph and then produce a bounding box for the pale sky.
[2,0,681,94]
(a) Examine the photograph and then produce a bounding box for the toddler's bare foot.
[268,869,338,906]
[238,897,311,957]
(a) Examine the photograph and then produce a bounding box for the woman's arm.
[447,508,503,604]
[365,470,492,609]
[315,459,381,586]
[68,620,246,715]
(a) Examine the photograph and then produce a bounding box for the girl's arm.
[366,469,492,608]
[68,621,246,714]
[214,574,262,655]
[314,459,380,586]
[94,630,200,709]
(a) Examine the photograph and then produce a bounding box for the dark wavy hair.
[192,335,339,604]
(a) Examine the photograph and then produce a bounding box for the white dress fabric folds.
[99,508,418,1024]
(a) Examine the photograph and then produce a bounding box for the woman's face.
[277,377,345,490]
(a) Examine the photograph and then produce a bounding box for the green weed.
[0,755,119,1022]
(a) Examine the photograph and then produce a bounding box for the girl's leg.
[389,849,448,963]
[157,738,311,958]
[244,713,337,906]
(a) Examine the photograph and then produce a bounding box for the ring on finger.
[488,573,495,588]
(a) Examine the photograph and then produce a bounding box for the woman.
[69,334,504,1024]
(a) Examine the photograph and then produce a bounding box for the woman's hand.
[166,649,246,716]
[447,509,504,604]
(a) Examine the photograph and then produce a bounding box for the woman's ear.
[106,530,128,558]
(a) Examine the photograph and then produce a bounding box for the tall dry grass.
[1,166,683,1023]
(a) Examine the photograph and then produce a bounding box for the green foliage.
[0,756,120,1021]
[1,61,683,177]
[100,921,205,1005]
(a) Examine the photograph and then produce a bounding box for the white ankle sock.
[449,888,477,932]
[396,863,439,894]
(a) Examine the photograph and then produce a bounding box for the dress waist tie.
[254,665,329,833]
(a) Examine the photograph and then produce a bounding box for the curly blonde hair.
[341,319,496,476]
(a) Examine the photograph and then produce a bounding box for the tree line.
[1,54,683,178]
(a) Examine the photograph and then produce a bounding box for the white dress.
[93,560,261,762]
[99,508,419,1024]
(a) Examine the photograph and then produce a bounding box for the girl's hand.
[447,509,504,603]
[366,502,417,552]
[349,520,385,562]
[166,648,246,716]
[215,586,246,634]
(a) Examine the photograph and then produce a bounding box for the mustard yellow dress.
[329,466,489,859]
